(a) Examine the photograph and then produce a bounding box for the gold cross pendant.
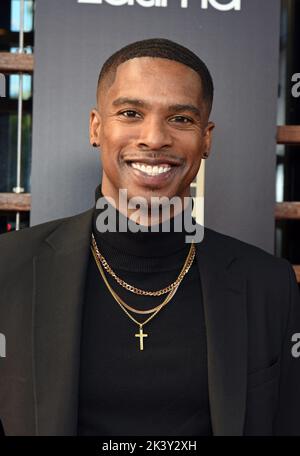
[135,326,148,351]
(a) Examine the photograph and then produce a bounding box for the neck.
[93,182,199,258]
[99,186,192,227]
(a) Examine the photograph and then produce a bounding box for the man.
[0,38,300,436]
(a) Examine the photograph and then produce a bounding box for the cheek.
[101,123,136,152]
[180,133,203,160]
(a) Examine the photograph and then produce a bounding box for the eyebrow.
[112,97,202,118]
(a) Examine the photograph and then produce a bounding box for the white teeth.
[130,162,171,176]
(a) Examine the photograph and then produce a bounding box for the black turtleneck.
[77,184,212,436]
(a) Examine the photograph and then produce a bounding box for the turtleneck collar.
[92,183,196,258]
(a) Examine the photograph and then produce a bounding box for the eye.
[170,115,193,124]
[119,110,142,119]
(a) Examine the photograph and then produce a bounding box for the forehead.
[101,57,203,107]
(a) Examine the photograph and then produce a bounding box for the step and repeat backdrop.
[30,0,280,253]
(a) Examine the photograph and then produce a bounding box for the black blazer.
[0,207,300,436]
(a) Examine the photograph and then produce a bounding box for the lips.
[131,162,171,176]
[126,160,179,186]
[124,157,182,167]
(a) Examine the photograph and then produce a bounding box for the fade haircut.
[97,38,214,115]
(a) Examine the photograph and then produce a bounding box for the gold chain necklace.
[91,242,193,315]
[90,238,196,350]
[91,232,195,296]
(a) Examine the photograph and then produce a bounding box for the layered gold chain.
[90,235,196,350]
[91,232,195,296]
[91,242,180,320]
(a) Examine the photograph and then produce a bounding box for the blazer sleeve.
[273,260,300,435]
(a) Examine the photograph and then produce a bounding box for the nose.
[136,116,172,150]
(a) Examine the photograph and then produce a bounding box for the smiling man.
[90,53,214,217]
[0,38,300,437]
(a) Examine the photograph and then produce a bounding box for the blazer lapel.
[195,227,248,435]
[32,207,94,435]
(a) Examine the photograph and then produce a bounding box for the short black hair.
[97,38,214,115]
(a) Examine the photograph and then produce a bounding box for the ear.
[89,108,101,147]
[201,121,215,159]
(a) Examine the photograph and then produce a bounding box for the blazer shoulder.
[0,208,93,260]
[204,225,291,275]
